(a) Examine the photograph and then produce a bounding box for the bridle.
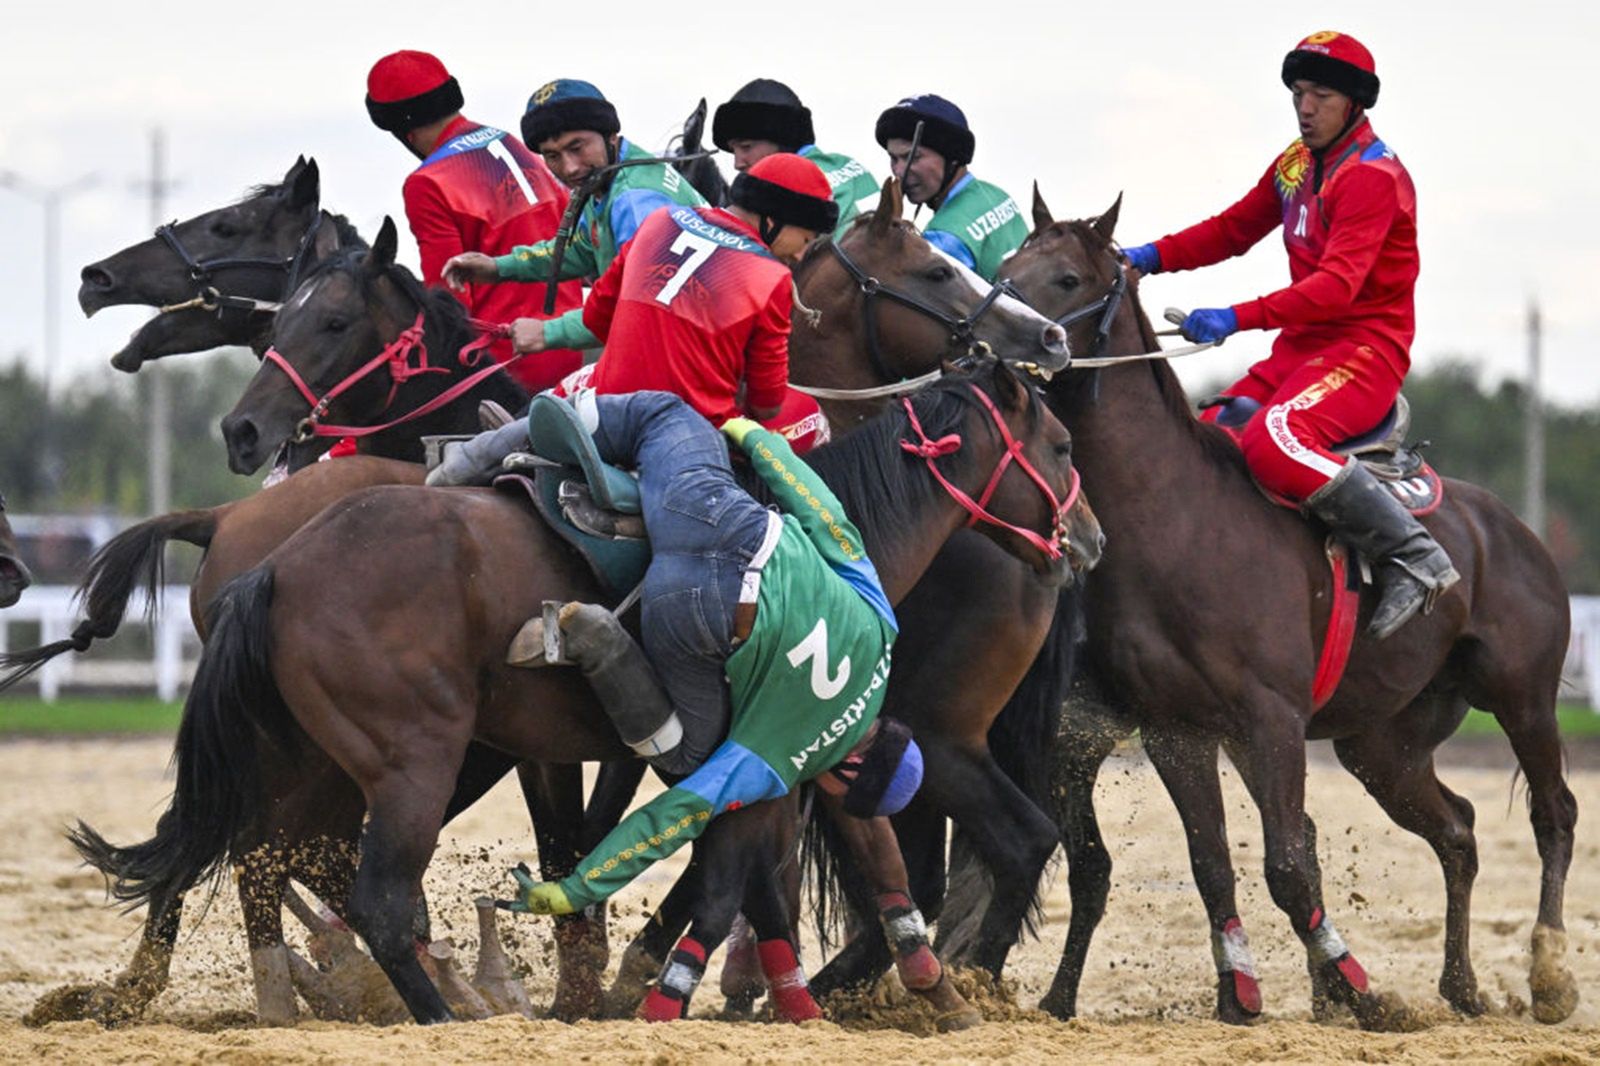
[1042,245,1127,362]
[824,236,1018,386]
[153,209,326,318]
[899,382,1080,561]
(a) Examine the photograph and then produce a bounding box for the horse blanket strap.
[1311,537,1362,711]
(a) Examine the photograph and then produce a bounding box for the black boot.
[507,603,683,765]
[1305,460,1460,640]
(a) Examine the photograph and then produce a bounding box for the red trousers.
[1202,342,1403,502]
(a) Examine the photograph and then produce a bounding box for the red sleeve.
[1231,166,1398,332]
[742,275,792,414]
[580,236,629,343]
[1152,162,1281,273]
[402,173,464,288]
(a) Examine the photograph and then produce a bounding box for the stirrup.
[506,601,572,668]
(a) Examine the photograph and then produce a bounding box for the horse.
[665,98,730,207]
[0,493,32,608]
[971,188,1577,1028]
[76,356,1095,1024]
[18,183,1077,1025]
[79,157,359,374]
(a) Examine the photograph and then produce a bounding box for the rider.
[364,50,584,391]
[1119,31,1458,640]
[712,78,879,236]
[875,94,1027,281]
[426,152,838,485]
[495,389,932,1021]
[438,79,707,359]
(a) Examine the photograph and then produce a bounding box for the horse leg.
[1329,692,1491,1016]
[1038,707,1122,1020]
[605,849,700,1018]
[25,896,184,1026]
[1142,728,1262,1025]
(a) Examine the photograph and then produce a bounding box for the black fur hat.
[713,79,816,152]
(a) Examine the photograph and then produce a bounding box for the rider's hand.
[441,252,500,293]
[1120,243,1161,276]
[1179,307,1239,345]
[510,317,547,354]
[494,863,575,916]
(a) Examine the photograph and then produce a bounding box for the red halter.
[899,383,1080,560]
[262,313,513,443]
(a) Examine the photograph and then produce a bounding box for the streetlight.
[0,169,99,397]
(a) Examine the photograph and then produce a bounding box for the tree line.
[2,351,1596,592]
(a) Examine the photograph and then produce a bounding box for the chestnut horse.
[959,189,1575,1028]
[79,359,1094,1023]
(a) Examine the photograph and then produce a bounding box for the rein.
[264,311,514,443]
[1029,245,1216,368]
[899,383,1079,560]
[154,209,327,318]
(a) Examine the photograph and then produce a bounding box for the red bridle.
[262,312,512,443]
[899,384,1081,560]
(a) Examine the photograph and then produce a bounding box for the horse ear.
[990,358,1029,412]
[1092,193,1124,242]
[1031,181,1054,233]
[869,178,903,236]
[287,158,320,211]
[371,216,399,268]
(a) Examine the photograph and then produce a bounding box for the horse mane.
[1063,218,1251,479]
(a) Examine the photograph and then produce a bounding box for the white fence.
[1,585,197,702]
[4,587,1600,708]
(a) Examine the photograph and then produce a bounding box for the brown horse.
[0,493,32,608]
[80,358,1095,1023]
[985,189,1577,1027]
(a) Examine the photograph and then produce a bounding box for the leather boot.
[1305,459,1460,640]
[424,422,530,487]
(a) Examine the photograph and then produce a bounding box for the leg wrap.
[877,891,941,991]
[1307,907,1368,994]
[639,936,706,1022]
[757,939,823,1023]
[1211,917,1263,1015]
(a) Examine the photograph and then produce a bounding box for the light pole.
[0,169,99,397]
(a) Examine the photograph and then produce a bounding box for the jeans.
[589,391,773,772]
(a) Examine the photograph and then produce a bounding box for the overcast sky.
[2,0,1595,406]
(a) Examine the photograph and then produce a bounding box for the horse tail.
[0,508,216,692]
[800,791,862,956]
[70,565,284,921]
[939,589,1084,958]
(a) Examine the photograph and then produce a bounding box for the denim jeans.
[589,391,772,772]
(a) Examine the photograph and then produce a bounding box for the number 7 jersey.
[583,206,794,425]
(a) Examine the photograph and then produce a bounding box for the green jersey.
[799,145,880,237]
[554,420,898,910]
[924,172,1028,282]
[494,138,707,349]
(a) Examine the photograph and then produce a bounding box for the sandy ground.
[1,733,1597,1064]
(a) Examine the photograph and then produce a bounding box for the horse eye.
[209,221,239,239]
[1054,442,1072,458]
[1057,275,1081,291]
[324,317,347,334]
[925,265,955,283]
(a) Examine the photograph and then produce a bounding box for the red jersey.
[583,206,792,424]
[1152,119,1418,389]
[402,116,585,390]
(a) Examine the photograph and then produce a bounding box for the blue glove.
[1121,242,1161,274]
[1180,307,1239,344]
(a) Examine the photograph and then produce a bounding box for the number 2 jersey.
[583,205,793,425]
[402,117,584,390]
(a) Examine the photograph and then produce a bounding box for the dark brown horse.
[985,189,1577,1027]
[79,157,358,373]
[80,359,1094,1024]
[0,493,32,608]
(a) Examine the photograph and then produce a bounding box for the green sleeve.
[494,231,599,283]
[555,784,713,910]
[722,420,870,571]
[541,309,600,351]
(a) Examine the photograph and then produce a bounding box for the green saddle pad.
[526,394,642,515]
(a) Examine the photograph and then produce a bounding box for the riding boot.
[424,422,530,487]
[516,602,683,766]
[1304,459,1461,640]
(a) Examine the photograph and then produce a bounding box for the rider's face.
[729,138,784,172]
[767,224,819,264]
[884,138,949,205]
[1292,79,1354,151]
[539,130,617,188]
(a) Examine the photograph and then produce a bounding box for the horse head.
[1003,187,1136,350]
[80,157,348,372]
[0,494,32,609]
[668,97,729,206]
[792,179,1069,412]
[220,216,474,476]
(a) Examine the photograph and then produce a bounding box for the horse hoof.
[603,945,661,1020]
[719,991,759,1018]
[1215,972,1262,1024]
[1530,924,1580,1024]
[1036,989,1076,1021]
[1439,976,1491,1018]
[1352,989,1421,1033]
[24,983,139,1028]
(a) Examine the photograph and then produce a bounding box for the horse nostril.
[81,265,116,292]
[1042,323,1069,355]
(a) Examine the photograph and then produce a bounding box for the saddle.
[1203,393,1443,515]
